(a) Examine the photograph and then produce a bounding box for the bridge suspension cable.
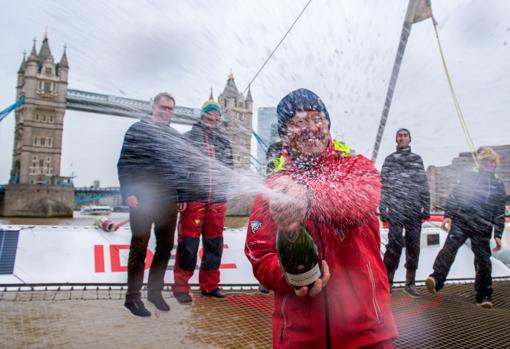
[242,0,313,95]
[0,97,25,123]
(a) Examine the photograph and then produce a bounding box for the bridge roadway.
[66,89,202,125]
[74,186,120,205]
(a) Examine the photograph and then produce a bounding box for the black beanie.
[396,128,411,141]
[276,88,330,138]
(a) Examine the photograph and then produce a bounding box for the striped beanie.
[201,99,222,117]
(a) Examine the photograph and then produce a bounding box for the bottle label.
[285,263,321,287]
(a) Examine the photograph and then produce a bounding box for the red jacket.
[245,142,398,349]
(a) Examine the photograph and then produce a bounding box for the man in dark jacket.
[172,98,234,303]
[380,128,430,297]
[117,92,184,317]
[426,147,506,308]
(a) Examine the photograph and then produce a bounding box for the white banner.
[0,225,509,285]
[0,225,258,285]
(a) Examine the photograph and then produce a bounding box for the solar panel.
[0,230,20,275]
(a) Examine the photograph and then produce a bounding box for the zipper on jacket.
[314,223,332,349]
[204,130,214,203]
[279,294,289,344]
[367,262,382,323]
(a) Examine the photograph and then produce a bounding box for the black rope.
[242,0,313,94]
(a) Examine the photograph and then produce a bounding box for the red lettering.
[98,244,236,273]
[144,249,154,270]
[219,263,237,269]
[94,245,105,273]
[110,244,130,272]
[109,244,154,272]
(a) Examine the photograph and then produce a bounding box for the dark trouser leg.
[383,218,404,281]
[126,206,153,302]
[404,216,422,282]
[172,202,205,294]
[471,235,492,302]
[199,202,226,293]
[147,202,178,295]
[431,225,467,290]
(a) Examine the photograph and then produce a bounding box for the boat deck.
[1,280,510,348]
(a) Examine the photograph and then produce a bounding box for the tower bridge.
[1,35,253,217]
[65,89,201,125]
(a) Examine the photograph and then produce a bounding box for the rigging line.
[250,154,264,166]
[431,17,479,167]
[242,0,313,95]
[252,129,269,151]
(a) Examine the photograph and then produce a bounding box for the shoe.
[173,292,193,304]
[476,297,493,309]
[387,270,395,286]
[387,270,395,295]
[425,276,437,295]
[147,293,170,311]
[403,284,420,298]
[124,300,151,317]
[201,288,226,299]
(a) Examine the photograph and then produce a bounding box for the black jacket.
[445,170,506,238]
[117,117,185,204]
[179,123,234,203]
[380,147,431,219]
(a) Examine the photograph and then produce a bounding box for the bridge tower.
[12,34,69,184]
[218,73,253,169]
[1,34,74,217]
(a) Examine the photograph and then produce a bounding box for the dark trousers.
[383,214,422,273]
[431,224,492,301]
[126,202,178,302]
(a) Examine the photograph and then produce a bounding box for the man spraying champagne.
[245,89,398,349]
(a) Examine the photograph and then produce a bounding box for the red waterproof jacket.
[245,141,398,349]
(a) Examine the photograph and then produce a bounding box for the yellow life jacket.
[271,139,351,174]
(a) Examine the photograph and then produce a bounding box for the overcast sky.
[1,0,509,187]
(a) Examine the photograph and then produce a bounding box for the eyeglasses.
[288,115,327,128]
[158,105,174,111]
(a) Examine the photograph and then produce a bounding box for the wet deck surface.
[1,281,510,348]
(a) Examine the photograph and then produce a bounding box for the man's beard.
[289,133,328,158]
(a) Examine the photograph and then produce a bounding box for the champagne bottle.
[277,225,321,289]
[96,216,115,232]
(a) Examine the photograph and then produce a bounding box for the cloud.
[1,0,509,186]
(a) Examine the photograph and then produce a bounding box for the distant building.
[256,107,278,173]
[427,145,510,211]
[218,73,253,169]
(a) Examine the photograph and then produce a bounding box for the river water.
[0,211,249,229]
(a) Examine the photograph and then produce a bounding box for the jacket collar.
[396,145,411,153]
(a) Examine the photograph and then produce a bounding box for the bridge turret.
[245,86,253,111]
[16,52,26,95]
[218,72,253,169]
[25,40,39,78]
[219,72,240,110]
[57,46,69,83]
